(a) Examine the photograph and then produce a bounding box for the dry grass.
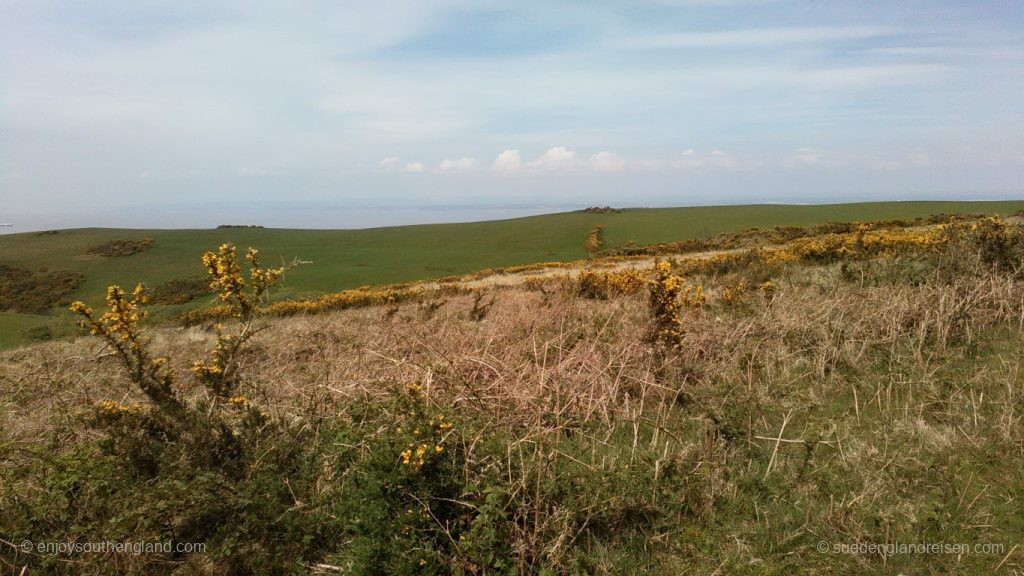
[3,237,1024,573]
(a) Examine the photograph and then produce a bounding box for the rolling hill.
[2,200,1023,349]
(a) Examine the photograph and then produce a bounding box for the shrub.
[718,281,748,306]
[327,383,516,575]
[469,290,495,321]
[86,237,154,257]
[522,275,553,292]
[584,224,603,255]
[577,268,645,299]
[648,261,685,349]
[966,217,1023,272]
[65,243,295,473]
[7,244,322,571]
[0,264,83,313]
[179,284,443,325]
[69,284,181,411]
[148,276,212,305]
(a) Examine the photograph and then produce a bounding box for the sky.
[2,0,1023,230]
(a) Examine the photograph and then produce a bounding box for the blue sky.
[2,0,1023,229]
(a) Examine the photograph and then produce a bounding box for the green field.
[2,200,1023,348]
[0,312,52,349]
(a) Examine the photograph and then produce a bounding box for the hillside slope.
[2,201,1023,350]
[2,214,1024,573]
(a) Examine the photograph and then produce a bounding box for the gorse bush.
[191,244,288,398]
[86,237,154,257]
[43,244,305,569]
[180,284,431,325]
[147,276,211,305]
[70,243,287,417]
[718,281,747,306]
[0,264,83,314]
[648,260,686,349]
[60,244,296,487]
[576,268,645,299]
[961,216,1024,273]
[584,224,603,255]
[69,284,180,411]
[331,383,517,575]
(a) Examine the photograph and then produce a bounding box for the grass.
[1,200,1023,350]
[0,312,52,349]
[3,214,1024,573]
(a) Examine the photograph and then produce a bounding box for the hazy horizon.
[4,194,1024,235]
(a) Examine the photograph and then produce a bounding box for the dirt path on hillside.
[417,247,745,291]
[421,217,1006,292]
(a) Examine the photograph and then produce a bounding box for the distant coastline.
[3,196,1023,235]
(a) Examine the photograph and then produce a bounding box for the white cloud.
[237,166,288,177]
[617,26,896,50]
[438,157,480,172]
[869,149,933,171]
[871,157,902,171]
[589,151,626,172]
[782,148,869,169]
[378,156,400,169]
[673,149,744,170]
[908,149,932,167]
[631,159,666,171]
[789,148,823,166]
[526,146,578,171]
[4,0,1021,222]
[493,147,626,174]
[492,149,523,173]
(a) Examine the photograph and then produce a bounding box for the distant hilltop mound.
[582,206,621,214]
[216,224,265,229]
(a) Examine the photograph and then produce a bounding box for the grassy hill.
[2,200,1023,349]
[3,211,1024,573]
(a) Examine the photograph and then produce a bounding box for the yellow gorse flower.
[396,387,455,472]
[69,283,180,409]
[94,400,143,416]
[719,282,747,305]
[649,260,690,349]
[576,268,646,299]
[192,243,293,399]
